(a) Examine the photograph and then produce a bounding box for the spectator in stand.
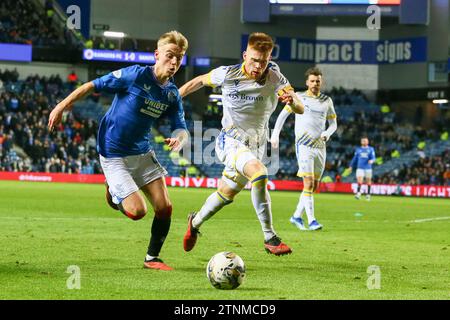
[67,71,78,89]
[444,164,450,186]
[0,0,79,48]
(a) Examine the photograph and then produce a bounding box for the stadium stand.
[0,69,101,174]
[0,0,80,48]
[188,87,449,186]
[1,68,448,187]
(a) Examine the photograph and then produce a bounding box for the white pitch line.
[412,217,450,223]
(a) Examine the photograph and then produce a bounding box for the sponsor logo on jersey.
[227,89,263,102]
[140,99,169,118]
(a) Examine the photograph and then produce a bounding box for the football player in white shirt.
[179,32,304,255]
[271,67,337,231]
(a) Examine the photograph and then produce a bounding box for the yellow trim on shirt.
[205,71,216,88]
[277,85,294,97]
[241,62,252,79]
[327,114,337,120]
[306,89,320,97]
[284,105,293,113]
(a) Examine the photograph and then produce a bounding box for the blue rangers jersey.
[93,65,187,158]
[350,146,376,170]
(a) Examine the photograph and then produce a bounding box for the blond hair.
[247,32,274,52]
[157,30,188,53]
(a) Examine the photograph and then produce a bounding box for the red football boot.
[183,212,200,252]
[143,258,173,271]
[264,236,292,256]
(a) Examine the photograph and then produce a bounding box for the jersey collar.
[241,62,269,84]
[306,89,321,98]
[241,62,252,79]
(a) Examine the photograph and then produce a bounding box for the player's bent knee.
[129,207,147,220]
[250,169,269,189]
[302,177,314,191]
[123,203,147,220]
[217,187,237,202]
[246,161,267,176]
[313,180,320,192]
[155,204,172,219]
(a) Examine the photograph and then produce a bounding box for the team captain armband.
[277,85,294,97]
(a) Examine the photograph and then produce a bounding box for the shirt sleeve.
[204,66,228,88]
[168,93,188,132]
[327,98,337,120]
[270,106,292,143]
[370,147,376,161]
[92,65,139,93]
[350,150,358,168]
[272,69,294,96]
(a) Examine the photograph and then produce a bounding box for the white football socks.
[251,172,276,241]
[302,189,316,224]
[293,193,305,218]
[192,191,232,229]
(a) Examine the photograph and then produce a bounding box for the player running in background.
[347,136,376,201]
[270,67,337,231]
[179,32,304,256]
[48,31,189,270]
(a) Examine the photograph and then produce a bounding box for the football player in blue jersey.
[48,31,189,270]
[347,136,376,201]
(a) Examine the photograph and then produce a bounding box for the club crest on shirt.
[112,69,122,78]
[167,90,177,104]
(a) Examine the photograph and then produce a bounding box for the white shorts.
[215,130,266,190]
[100,150,167,204]
[356,169,373,179]
[296,144,326,180]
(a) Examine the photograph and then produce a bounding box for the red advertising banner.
[0,171,105,184]
[1,172,449,198]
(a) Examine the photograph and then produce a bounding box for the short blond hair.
[157,30,188,53]
[247,32,274,53]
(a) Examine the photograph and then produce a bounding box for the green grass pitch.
[0,180,449,300]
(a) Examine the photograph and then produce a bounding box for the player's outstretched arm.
[48,81,95,131]
[270,107,291,149]
[179,74,209,98]
[279,90,304,114]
